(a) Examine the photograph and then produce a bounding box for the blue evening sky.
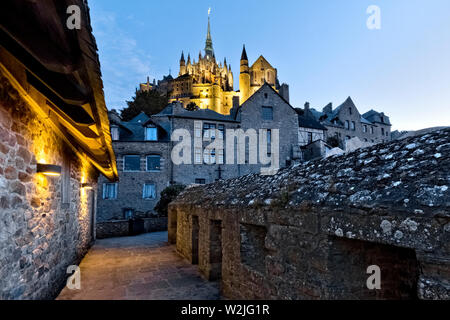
[89,0,450,131]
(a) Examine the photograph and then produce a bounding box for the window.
[143,183,156,199]
[217,149,224,164]
[111,126,119,141]
[345,120,350,130]
[218,124,224,139]
[349,107,352,115]
[203,123,210,139]
[371,127,374,134]
[195,179,206,185]
[380,116,384,123]
[264,93,268,99]
[381,128,385,136]
[194,148,202,164]
[210,124,216,139]
[202,123,217,140]
[203,149,211,164]
[265,129,272,155]
[145,127,158,141]
[308,132,313,143]
[194,121,202,138]
[210,149,216,164]
[363,125,367,133]
[146,155,161,171]
[123,155,140,171]
[124,209,134,220]
[103,183,117,200]
[262,106,273,121]
[351,121,356,131]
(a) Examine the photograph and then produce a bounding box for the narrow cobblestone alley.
[57,232,220,300]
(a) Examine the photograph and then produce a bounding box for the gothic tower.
[240,45,250,103]
[179,51,186,76]
[205,12,214,59]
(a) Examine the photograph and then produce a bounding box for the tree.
[185,102,199,111]
[121,90,168,121]
[154,184,186,216]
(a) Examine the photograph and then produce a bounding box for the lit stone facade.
[167,15,289,115]
[0,79,98,299]
[0,1,117,299]
[98,84,323,238]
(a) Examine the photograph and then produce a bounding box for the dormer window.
[145,126,157,141]
[111,126,119,141]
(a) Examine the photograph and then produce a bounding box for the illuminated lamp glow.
[37,164,62,177]
[80,183,93,190]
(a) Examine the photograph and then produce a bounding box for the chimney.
[232,96,240,109]
[304,102,310,111]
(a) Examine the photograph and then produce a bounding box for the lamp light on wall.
[37,163,62,177]
[80,183,93,190]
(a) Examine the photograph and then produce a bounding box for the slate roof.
[363,110,392,126]
[360,116,373,125]
[153,103,237,122]
[129,112,150,123]
[309,97,387,128]
[294,109,327,130]
[113,112,170,142]
[173,128,450,216]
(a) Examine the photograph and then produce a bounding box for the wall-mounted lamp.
[80,183,93,190]
[37,163,62,177]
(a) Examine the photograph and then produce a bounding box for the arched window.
[266,70,271,83]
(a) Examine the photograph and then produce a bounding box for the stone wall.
[96,217,167,239]
[0,65,97,299]
[170,116,241,185]
[238,84,299,172]
[169,128,450,300]
[97,141,171,221]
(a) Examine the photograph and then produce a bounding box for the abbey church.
[142,13,289,115]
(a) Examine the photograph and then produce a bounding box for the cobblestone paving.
[57,232,220,300]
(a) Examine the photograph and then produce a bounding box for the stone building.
[308,97,392,148]
[169,128,450,300]
[0,0,118,299]
[97,84,325,237]
[147,13,289,115]
[96,111,171,238]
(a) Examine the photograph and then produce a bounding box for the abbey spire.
[205,8,214,58]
